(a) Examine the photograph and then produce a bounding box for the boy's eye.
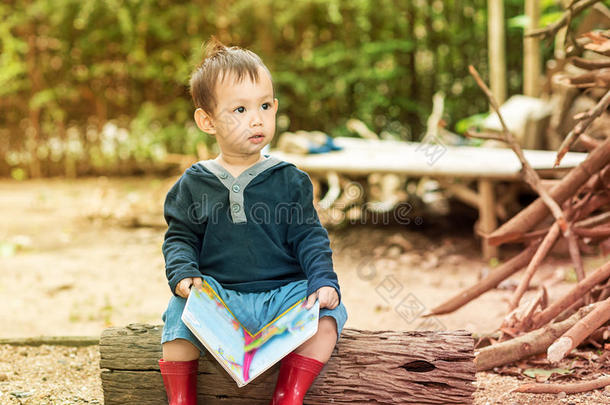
[261,103,271,110]
[234,106,245,113]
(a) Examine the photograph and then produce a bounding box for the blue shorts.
[161,275,348,353]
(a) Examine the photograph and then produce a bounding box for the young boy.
[158,38,348,405]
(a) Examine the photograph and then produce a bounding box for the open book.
[182,280,319,387]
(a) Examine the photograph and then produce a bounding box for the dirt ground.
[1,177,609,404]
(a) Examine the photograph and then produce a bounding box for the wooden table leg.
[478,179,498,260]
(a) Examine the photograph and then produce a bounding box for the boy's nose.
[250,112,263,127]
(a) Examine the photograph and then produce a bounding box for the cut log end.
[547,336,573,363]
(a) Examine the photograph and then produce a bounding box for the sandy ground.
[1,177,609,404]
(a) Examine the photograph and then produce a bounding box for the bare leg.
[293,316,338,363]
[162,338,201,361]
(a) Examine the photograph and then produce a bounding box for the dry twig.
[525,0,603,39]
[555,89,610,167]
[469,65,566,231]
[509,223,561,310]
[514,375,610,393]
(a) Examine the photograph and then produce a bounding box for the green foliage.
[0,0,538,176]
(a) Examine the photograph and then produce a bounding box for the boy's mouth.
[249,134,265,144]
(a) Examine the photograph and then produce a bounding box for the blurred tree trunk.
[524,0,541,97]
[26,33,42,178]
[488,0,507,105]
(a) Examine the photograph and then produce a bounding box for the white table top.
[270,137,589,180]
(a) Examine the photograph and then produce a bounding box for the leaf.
[523,367,572,381]
[539,11,564,28]
[455,113,488,135]
[508,15,530,30]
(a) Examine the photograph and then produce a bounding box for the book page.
[182,281,319,387]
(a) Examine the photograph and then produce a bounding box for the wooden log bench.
[100,324,476,404]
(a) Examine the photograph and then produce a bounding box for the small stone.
[385,245,402,258]
[10,391,33,398]
[557,391,567,399]
[0,373,7,381]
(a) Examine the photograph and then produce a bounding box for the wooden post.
[524,0,541,97]
[100,324,476,404]
[478,179,498,260]
[488,0,507,105]
[523,0,542,149]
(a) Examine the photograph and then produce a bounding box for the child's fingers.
[305,292,318,309]
[176,278,193,298]
[192,277,203,291]
[318,288,339,309]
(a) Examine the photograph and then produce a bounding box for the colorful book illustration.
[181,280,319,387]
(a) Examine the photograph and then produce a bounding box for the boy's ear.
[194,108,216,135]
[273,98,279,113]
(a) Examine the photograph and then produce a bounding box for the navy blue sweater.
[162,155,341,302]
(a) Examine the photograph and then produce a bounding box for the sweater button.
[232,184,240,192]
[219,173,228,179]
[232,204,241,212]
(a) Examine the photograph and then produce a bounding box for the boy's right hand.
[175,277,203,298]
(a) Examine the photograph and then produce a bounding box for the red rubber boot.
[158,359,198,405]
[269,352,325,405]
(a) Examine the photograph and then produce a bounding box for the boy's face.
[195,66,278,160]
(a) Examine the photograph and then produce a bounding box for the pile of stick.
[548,28,610,154]
[424,25,610,394]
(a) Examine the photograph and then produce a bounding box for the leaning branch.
[524,0,603,39]
[555,89,610,167]
[469,65,566,230]
[530,261,610,330]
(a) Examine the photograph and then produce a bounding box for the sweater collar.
[196,155,285,224]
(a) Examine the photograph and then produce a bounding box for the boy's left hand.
[305,286,339,310]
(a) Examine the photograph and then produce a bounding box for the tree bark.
[100,324,476,405]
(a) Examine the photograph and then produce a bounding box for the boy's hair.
[189,37,272,115]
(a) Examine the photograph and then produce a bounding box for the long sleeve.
[162,180,206,296]
[286,172,341,302]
